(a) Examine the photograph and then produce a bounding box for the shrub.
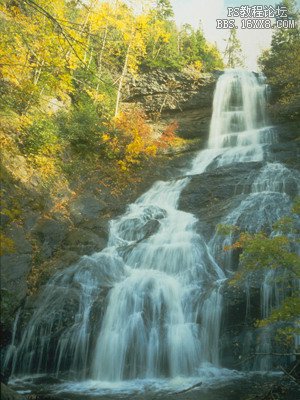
[56,100,107,153]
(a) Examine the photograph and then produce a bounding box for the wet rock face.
[220,281,261,369]
[0,224,32,304]
[179,162,264,239]
[0,383,27,400]
[125,69,221,139]
[33,218,69,259]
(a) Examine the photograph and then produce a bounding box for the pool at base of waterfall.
[9,369,300,400]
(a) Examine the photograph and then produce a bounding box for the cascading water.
[5,70,299,394]
[209,162,300,271]
[90,178,224,381]
[190,69,275,173]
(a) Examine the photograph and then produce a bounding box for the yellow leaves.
[150,19,170,43]
[29,154,58,179]
[118,160,128,171]
[144,145,157,157]
[25,139,62,181]
[162,33,171,43]
[191,60,203,72]
[102,133,110,142]
[0,131,14,149]
[0,189,22,224]
[0,0,78,98]
[89,2,111,31]
[85,89,107,104]
[0,233,15,256]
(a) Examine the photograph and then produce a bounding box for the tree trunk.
[114,39,132,117]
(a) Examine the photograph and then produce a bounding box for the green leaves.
[258,2,300,110]
[217,224,240,236]
[258,294,300,327]
[224,28,244,69]
[223,204,300,337]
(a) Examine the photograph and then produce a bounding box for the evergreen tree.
[156,0,174,20]
[258,0,300,109]
[224,28,244,68]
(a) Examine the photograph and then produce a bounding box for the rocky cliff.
[124,69,220,139]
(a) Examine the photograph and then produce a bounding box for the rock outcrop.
[124,69,220,139]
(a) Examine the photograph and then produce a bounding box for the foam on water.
[190,70,276,174]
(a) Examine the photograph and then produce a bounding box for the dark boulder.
[33,218,69,259]
[70,194,107,224]
[179,162,263,239]
[64,228,107,255]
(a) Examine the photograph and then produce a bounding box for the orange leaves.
[114,107,152,139]
[223,232,252,252]
[108,106,157,171]
[223,241,242,252]
[156,121,178,148]
[107,111,181,171]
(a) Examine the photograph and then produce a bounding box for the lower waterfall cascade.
[4,69,300,394]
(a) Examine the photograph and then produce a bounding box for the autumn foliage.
[0,0,223,177]
[101,107,180,171]
[158,121,179,148]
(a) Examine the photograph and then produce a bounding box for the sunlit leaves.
[112,106,157,170]
[0,0,224,178]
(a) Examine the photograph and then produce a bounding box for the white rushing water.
[6,70,299,392]
[190,69,276,174]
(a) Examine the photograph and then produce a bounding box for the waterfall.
[209,162,300,271]
[190,69,275,174]
[209,71,265,146]
[5,70,299,388]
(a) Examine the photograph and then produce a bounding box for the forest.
[0,0,223,175]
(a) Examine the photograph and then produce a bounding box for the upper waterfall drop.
[208,69,266,149]
[190,69,274,174]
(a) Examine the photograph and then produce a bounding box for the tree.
[155,0,174,20]
[224,28,244,68]
[258,0,300,110]
[0,0,224,172]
